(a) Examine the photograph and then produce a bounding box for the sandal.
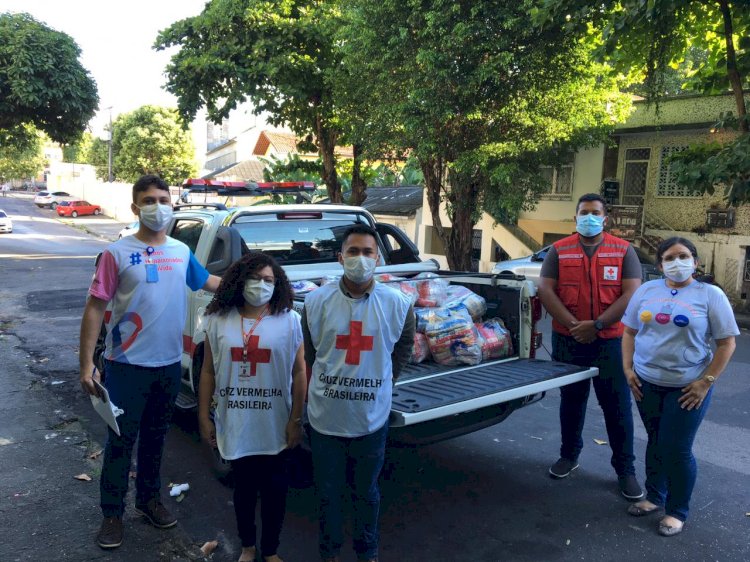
[627,503,663,517]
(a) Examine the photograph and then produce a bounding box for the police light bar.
[183,178,316,196]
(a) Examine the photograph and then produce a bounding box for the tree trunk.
[349,143,367,205]
[718,0,748,133]
[444,176,477,272]
[316,115,342,202]
[420,157,476,271]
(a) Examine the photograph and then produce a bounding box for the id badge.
[145,263,159,283]
[239,363,251,378]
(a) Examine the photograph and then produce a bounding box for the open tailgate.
[390,358,597,427]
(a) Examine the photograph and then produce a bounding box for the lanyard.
[239,306,269,362]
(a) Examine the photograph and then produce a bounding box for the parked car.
[118,221,139,238]
[34,191,72,209]
[492,244,661,285]
[0,209,12,233]
[56,200,101,217]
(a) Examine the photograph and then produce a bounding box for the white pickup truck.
[167,182,597,448]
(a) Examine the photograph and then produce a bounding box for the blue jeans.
[552,333,636,476]
[311,423,388,560]
[637,377,712,522]
[100,359,181,517]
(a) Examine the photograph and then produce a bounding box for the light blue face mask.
[576,213,605,238]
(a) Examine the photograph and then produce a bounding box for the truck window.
[171,218,205,254]
[231,211,377,265]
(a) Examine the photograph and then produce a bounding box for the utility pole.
[104,106,114,182]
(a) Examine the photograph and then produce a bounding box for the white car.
[34,191,73,209]
[118,221,139,239]
[0,209,12,233]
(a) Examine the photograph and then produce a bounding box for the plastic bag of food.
[398,281,419,306]
[415,306,451,333]
[414,272,449,307]
[445,285,487,321]
[474,318,513,361]
[424,306,482,366]
[410,333,431,364]
[290,280,319,294]
[319,275,341,286]
[375,273,404,283]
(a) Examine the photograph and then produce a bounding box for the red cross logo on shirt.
[336,321,374,365]
[230,335,271,376]
[607,267,615,276]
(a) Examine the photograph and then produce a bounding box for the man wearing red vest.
[539,193,644,500]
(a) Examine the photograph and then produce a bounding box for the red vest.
[552,232,629,339]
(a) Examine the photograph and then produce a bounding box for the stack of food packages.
[399,272,513,366]
[293,273,512,366]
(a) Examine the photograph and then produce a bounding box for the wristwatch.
[704,375,716,385]
[594,319,605,331]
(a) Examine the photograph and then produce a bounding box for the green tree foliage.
[155,0,346,202]
[91,106,197,186]
[0,124,45,181]
[0,13,98,144]
[62,132,94,164]
[340,0,630,270]
[535,1,750,206]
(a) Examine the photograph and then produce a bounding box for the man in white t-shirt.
[79,174,220,550]
[302,224,415,562]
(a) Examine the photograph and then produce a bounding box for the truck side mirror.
[206,226,245,275]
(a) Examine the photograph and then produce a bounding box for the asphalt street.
[1,195,749,561]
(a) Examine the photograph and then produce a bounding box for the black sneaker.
[549,458,579,479]
[618,474,644,500]
[134,499,177,529]
[97,516,123,549]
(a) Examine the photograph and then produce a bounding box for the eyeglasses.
[248,275,277,284]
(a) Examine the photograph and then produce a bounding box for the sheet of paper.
[90,379,123,436]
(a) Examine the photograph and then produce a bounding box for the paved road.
[1,196,749,561]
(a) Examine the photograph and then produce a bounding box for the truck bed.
[391,358,597,427]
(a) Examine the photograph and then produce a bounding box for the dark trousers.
[637,377,712,522]
[100,359,181,517]
[230,453,289,555]
[552,333,636,476]
[311,423,388,560]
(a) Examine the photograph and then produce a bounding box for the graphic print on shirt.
[335,320,374,365]
[603,265,619,281]
[109,311,144,363]
[655,301,675,325]
[230,334,272,378]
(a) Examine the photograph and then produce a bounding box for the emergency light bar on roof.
[183,178,316,196]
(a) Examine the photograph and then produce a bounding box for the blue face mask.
[576,213,605,238]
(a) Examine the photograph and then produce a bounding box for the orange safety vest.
[552,232,629,339]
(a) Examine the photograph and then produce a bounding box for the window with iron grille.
[657,146,700,197]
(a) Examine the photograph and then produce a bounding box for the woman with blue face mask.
[621,237,738,536]
[198,253,307,562]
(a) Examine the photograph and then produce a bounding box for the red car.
[56,200,101,218]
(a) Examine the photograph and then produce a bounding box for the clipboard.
[90,379,123,436]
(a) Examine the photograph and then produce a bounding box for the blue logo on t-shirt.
[673,315,689,327]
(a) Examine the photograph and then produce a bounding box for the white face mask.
[138,203,173,232]
[662,258,695,283]
[243,279,275,306]
[343,255,377,284]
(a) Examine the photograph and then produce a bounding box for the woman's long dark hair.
[205,252,293,316]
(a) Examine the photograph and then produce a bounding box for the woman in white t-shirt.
[198,253,306,562]
[621,237,738,537]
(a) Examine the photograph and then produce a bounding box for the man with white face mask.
[538,192,644,501]
[79,175,220,549]
[302,224,415,562]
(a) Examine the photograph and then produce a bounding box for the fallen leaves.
[200,540,219,556]
[73,473,92,482]
[0,437,13,446]
[88,449,103,460]
[593,439,608,445]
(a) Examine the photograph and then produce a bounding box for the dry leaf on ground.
[200,540,219,555]
[593,439,608,445]
[88,449,103,459]
[74,473,92,482]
